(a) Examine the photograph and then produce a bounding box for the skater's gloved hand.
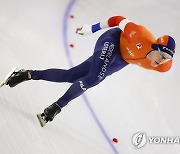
[76,25,92,35]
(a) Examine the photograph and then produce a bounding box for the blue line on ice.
[62,0,119,153]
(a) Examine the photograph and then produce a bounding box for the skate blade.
[37,114,47,127]
[0,67,18,88]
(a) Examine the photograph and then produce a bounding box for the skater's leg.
[37,28,128,125]
[31,57,91,83]
[56,29,123,108]
[6,57,91,87]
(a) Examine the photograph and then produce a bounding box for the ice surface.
[0,0,180,154]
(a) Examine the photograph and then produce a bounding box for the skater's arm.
[108,16,142,42]
[76,16,141,39]
[76,16,126,35]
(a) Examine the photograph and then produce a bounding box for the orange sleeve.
[107,16,125,27]
[123,22,142,43]
[108,16,142,43]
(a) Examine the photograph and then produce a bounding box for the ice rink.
[0,0,180,154]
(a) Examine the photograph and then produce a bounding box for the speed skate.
[0,68,18,88]
[37,113,47,127]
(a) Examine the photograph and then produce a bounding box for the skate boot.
[7,69,32,87]
[37,103,61,127]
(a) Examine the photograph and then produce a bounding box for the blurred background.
[0,0,180,153]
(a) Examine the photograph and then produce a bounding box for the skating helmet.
[152,35,176,59]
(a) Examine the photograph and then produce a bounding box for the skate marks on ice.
[0,67,18,88]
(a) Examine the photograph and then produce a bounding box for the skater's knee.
[64,70,76,83]
[84,75,101,88]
